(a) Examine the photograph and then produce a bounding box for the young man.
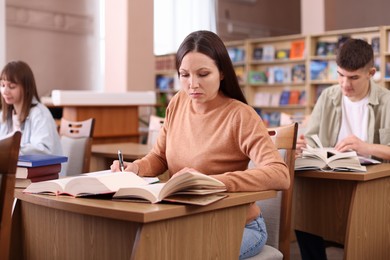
[295,39,390,259]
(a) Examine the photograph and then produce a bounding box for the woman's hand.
[110,160,139,174]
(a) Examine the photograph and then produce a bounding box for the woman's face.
[179,51,223,104]
[0,78,24,107]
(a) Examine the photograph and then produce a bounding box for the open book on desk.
[23,170,159,197]
[295,135,367,172]
[113,171,227,205]
[23,170,226,205]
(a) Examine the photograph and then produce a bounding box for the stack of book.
[16,154,68,188]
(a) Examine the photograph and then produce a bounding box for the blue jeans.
[239,214,268,260]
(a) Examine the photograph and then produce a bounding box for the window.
[154,0,217,55]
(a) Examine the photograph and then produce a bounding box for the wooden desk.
[11,190,276,259]
[90,142,152,171]
[294,164,390,260]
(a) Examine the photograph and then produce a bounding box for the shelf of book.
[154,26,390,126]
[382,26,390,89]
[155,53,178,117]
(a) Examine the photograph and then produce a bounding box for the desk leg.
[132,204,248,259]
[344,177,390,260]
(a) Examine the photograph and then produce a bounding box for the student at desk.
[296,39,390,259]
[0,61,62,156]
[111,30,289,259]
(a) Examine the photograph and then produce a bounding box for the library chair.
[247,122,298,260]
[59,118,95,176]
[0,131,21,260]
[147,115,165,146]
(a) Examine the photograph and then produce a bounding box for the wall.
[0,0,5,66]
[325,0,390,31]
[5,0,100,97]
[217,0,301,41]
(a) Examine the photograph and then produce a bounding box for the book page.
[113,183,165,203]
[23,177,73,195]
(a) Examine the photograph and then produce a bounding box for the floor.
[290,241,344,260]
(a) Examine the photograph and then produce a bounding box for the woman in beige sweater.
[112,30,289,259]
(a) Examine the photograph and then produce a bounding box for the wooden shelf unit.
[154,26,390,126]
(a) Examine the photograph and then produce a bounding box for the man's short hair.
[336,38,374,71]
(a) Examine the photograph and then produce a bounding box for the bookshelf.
[226,40,248,94]
[155,53,178,117]
[154,26,390,126]
[382,26,390,89]
[307,26,382,109]
[244,34,309,126]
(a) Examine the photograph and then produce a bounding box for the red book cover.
[16,164,62,179]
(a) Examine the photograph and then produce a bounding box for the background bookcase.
[154,53,178,117]
[155,26,390,126]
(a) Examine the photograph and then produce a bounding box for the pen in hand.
[118,150,125,172]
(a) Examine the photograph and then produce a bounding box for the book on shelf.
[291,64,305,83]
[295,135,367,172]
[279,90,291,105]
[227,47,245,63]
[24,170,226,205]
[288,90,300,105]
[18,154,68,167]
[16,163,61,179]
[16,173,59,188]
[310,60,328,80]
[275,49,290,60]
[248,70,267,84]
[253,47,263,60]
[261,112,281,127]
[371,37,380,53]
[253,92,271,107]
[262,45,275,61]
[385,62,390,79]
[290,40,305,59]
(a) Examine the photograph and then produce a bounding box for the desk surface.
[295,163,390,181]
[14,189,276,223]
[91,142,152,161]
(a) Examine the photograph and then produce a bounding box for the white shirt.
[338,95,369,143]
[0,102,63,156]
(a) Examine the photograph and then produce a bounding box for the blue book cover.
[18,154,68,167]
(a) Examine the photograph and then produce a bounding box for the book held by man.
[23,170,226,205]
[295,135,367,172]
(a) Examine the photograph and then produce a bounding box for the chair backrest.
[59,118,95,176]
[147,115,165,146]
[256,123,298,259]
[0,131,21,260]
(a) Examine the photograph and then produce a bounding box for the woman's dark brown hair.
[176,30,247,104]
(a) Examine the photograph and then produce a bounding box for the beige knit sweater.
[134,90,289,223]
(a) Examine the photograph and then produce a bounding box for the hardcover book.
[295,135,366,172]
[18,154,68,167]
[16,164,62,179]
[16,173,60,188]
[24,170,226,205]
